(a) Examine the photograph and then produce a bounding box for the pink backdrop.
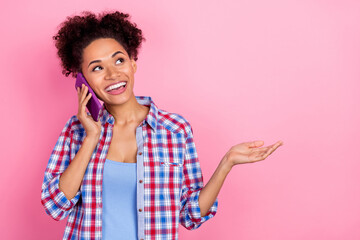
[1,0,360,239]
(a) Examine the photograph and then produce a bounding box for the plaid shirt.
[41,96,218,240]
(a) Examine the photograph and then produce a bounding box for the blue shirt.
[102,159,137,239]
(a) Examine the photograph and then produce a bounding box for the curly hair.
[53,11,145,77]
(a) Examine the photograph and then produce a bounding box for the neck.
[104,95,148,126]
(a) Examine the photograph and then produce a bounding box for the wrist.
[84,135,100,145]
[220,155,233,175]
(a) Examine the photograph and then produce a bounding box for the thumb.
[247,140,264,148]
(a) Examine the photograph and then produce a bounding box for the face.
[80,38,137,106]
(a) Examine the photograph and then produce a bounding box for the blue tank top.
[102,159,137,239]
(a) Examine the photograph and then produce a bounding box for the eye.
[92,66,103,72]
[116,58,125,64]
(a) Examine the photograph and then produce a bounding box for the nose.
[104,66,118,80]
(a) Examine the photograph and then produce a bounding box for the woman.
[41,11,283,240]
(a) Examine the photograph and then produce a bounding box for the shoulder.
[156,108,193,138]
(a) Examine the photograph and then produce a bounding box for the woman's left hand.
[223,140,284,170]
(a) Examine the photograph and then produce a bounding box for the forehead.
[82,38,128,61]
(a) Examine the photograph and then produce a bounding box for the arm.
[40,117,99,221]
[179,122,218,230]
[198,140,284,216]
[198,158,231,217]
[58,135,98,200]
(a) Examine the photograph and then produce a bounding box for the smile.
[105,81,127,92]
[105,82,128,95]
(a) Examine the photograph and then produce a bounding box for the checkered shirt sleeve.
[40,116,81,221]
[179,121,218,230]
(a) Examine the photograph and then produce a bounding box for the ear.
[131,58,137,73]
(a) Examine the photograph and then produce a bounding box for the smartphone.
[75,72,103,122]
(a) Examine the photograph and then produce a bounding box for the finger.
[275,142,283,150]
[247,140,264,148]
[271,141,283,148]
[79,84,85,102]
[271,141,283,151]
[256,143,277,153]
[265,141,281,151]
[84,92,92,105]
[254,146,273,159]
[77,86,83,112]
[80,93,92,114]
[263,142,281,157]
[80,85,89,103]
[79,87,89,112]
[253,141,283,161]
[77,87,80,100]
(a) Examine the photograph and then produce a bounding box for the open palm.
[225,140,283,166]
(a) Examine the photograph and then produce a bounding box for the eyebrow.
[88,51,125,68]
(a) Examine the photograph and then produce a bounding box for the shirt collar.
[98,96,158,132]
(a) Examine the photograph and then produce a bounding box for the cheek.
[86,79,97,90]
[92,88,103,100]
[86,78,103,98]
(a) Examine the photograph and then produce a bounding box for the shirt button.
[139,180,143,183]
[138,152,143,155]
[139,208,142,212]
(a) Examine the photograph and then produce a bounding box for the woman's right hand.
[76,84,102,139]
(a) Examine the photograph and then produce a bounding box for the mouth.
[105,81,127,92]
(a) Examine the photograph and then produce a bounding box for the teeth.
[106,82,126,92]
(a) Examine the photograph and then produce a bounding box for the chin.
[105,95,132,106]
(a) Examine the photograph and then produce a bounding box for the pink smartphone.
[75,73,103,122]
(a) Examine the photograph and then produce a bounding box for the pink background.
[1,0,360,239]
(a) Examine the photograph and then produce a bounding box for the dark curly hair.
[53,11,145,77]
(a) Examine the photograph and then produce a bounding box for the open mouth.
[105,82,127,92]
